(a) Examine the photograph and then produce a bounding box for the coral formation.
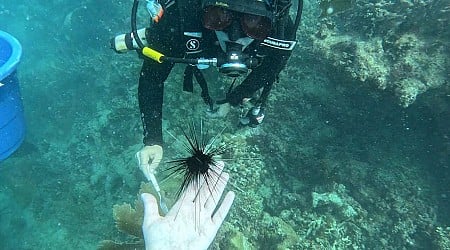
[112,202,143,238]
[221,228,253,250]
[311,0,450,107]
[99,183,152,249]
[434,226,450,249]
[0,0,448,249]
[319,0,353,17]
[313,34,389,89]
[312,184,360,218]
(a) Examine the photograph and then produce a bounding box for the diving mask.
[202,6,272,40]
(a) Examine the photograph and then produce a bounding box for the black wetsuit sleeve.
[138,7,184,146]
[139,59,174,146]
[226,49,292,106]
[226,13,296,106]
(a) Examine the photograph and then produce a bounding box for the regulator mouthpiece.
[219,61,249,77]
[219,46,249,77]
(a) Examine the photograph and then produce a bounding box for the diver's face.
[202,6,272,41]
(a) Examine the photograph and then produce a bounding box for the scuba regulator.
[218,38,258,77]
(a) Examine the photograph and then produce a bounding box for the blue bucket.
[0,30,25,161]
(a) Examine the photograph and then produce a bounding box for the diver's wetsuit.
[139,1,296,146]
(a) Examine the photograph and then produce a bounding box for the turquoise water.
[1,0,449,249]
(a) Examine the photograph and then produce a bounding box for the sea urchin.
[165,122,227,200]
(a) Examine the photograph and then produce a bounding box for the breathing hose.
[292,0,304,39]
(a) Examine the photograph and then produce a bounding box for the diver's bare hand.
[136,145,163,181]
[141,161,235,250]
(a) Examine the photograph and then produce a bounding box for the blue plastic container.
[0,30,25,161]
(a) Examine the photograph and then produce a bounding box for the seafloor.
[0,0,449,249]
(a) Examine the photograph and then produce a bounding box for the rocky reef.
[0,0,448,249]
[311,0,449,107]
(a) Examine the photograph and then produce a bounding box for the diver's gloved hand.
[141,161,235,250]
[239,106,265,127]
[136,145,163,181]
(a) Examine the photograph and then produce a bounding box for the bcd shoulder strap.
[176,0,204,55]
[176,0,213,109]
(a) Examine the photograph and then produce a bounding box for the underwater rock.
[395,78,425,108]
[261,212,300,250]
[391,33,448,107]
[313,33,390,90]
[312,187,358,218]
[311,1,450,107]
[227,229,254,250]
[434,226,450,250]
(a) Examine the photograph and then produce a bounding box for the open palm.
[141,162,235,250]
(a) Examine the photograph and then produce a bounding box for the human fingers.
[204,172,229,212]
[213,160,225,173]
[149,145,163,171]
[148,159,161,173]
[137,146,162,165]
[211,191,235,227]
[196,160,225,203]
[141,193,161,227]
[168,161,224,216]
[137,149,150,166]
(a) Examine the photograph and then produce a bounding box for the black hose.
[132,0,145,49]
[161,57,198,64]
[292,0,303,40]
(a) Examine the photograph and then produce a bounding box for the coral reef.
[319,0,353,17]
[313,33,389,89]
[99,183,152,249]
[312,184,361,219]
[0,0,448,249]
[434,226,450,249]
[311,0,450,107]
[98,240,144,250]
[112,202,143,238]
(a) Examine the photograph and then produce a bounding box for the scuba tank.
[110,0,164,53]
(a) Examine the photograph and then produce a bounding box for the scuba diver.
[112,0,302,215]
[111,0,303,177]
[112,0,303,192]
[111,0,302,247]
